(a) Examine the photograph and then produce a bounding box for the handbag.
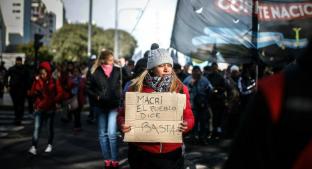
[65,95,79,111]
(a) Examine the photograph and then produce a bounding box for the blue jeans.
[94,107,118,161]
[32,111,55,147]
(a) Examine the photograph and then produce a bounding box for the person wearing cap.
[223,65,241,139]
[117,48,194,169]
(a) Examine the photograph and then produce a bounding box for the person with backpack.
[223,41,312,169]
[118,48,194,169]
[28,61,56,155]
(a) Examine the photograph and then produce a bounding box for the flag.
[170,49,179,64]
[171,0,312,66]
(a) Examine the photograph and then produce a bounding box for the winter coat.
[55,73,75,102]
[183,75,212,111]
[86,66,125,110]
[5,64,28,92]
[29,62,56,112]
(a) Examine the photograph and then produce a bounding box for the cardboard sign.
[124,92,186,143]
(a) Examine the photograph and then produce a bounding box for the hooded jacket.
[29,61,56,112]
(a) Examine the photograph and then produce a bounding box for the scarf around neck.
[101,64,113,78]
[144,73,173,92]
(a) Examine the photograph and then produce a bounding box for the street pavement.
[0,93,231,169]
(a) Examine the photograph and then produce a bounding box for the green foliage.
[101,29,137,58]
[16,42,53,62]
[50,23,137,62]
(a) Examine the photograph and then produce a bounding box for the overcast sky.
[63,0,178,55]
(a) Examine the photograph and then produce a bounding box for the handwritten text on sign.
[124,92,186,143]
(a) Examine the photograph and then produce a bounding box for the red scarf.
[101,64,113,78]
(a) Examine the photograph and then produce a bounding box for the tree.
[16,42,53,62]
[50,23,137,62]
[99,29,137,58]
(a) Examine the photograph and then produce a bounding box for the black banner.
[170,0,312,66]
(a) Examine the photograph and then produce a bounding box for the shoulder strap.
[258,73,285,124]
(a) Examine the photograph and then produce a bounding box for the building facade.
[31,0,56,44]
[0,0,32,47]
[0,7,6,54]
[41,0,64,30]
[0,0,64,50]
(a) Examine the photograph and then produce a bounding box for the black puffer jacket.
[86,66,126,110]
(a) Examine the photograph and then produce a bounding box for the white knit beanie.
[230,65,239,73]
[147,48,173,69]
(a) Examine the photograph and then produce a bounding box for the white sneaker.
[44,144,52,153]
[28,146,37,155]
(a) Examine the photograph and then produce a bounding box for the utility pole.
[114,0,119,59]
[88,0,93,58]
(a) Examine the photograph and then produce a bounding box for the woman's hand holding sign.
[121,124,131,133]
[179,121,188,133]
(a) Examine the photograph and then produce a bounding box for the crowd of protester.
[1,42,311,169]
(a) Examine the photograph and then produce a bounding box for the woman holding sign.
[118,48,194,169]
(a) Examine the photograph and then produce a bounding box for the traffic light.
[34,33,44,69]
[34,33,44,51]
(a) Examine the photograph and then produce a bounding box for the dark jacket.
[224,64,312,169]
[86,66,124,110]
[5,64,28,91]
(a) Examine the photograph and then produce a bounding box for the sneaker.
[105,160,111,169]
[28,146,37,155]
[111,161,119,169]
[44,144,52,153]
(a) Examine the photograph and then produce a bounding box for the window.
[12,10,20,13]
[13,3,21,6]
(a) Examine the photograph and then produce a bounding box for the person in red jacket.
[118,48,194,169]
[28,61,56,155]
